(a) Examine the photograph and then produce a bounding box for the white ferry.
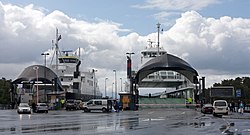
[49,29,102,101]
[49,50,102,101]
[138,40,194,97]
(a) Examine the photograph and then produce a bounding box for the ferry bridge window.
[168,72,175,79]
[59,58,78,63]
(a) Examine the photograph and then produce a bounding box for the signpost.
[236,89,241,98]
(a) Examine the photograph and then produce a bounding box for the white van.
[213,100,229,116]
[83,99,112,113]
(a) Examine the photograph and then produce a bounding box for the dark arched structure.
[135,53,199,84]
[13,65,63,90]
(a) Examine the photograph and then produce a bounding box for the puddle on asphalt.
[142,118,165,122]
[170,121,215,128]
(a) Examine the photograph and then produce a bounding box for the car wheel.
[84,108,89,112]
[102,108,107,113]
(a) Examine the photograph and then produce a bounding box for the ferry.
[138,24,194,98]
[49,29,102,101]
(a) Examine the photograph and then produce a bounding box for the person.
[232,101,235,112]
[115,100,120,112]
[239,101,244,114]
[229,102,232,112]
[31,102,36,112]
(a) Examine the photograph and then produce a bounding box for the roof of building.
[12,65,60,84]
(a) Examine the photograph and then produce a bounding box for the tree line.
[213,77,250,100]
[0,78,11,104]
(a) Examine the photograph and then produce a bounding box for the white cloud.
[133,0,220,11]
[160,11,250,86]
[133,0,221,26]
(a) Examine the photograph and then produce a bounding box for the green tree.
[213,77,250,99]
[0,78,12,104]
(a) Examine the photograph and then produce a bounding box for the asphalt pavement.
[0,108,250,135]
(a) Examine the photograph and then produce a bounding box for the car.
[35,103,48,113]
[213,100,229,116]
[65,99,77,110]
[201,104,213,114]
[83,99,113,113]
[17,103,31,114]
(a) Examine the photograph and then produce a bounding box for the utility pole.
[105,78,108,98]
[92,69,97,99]
[120,78,123,92]
[41,52,49,102]
[113,70,117,99]
[33,66,39,103]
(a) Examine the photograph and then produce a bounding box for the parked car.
[83,99,112,113]
[17,103,31,114]
[35,103,48,113]
[213,100,229,116]
[201,104,213,114]
[65,99,77,110]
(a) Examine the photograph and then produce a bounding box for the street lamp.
[120,78,123,92]
[41,53,49,67]
[33,66,39,103]
[92,69,98,99]
[105,78,108,98]
[41,52,49,102]
[126,52,135,58]
[112,82,114,99]
[113,70,117,99]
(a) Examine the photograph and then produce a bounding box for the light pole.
[105,78,108,98]
[157,22,161,56]
[112,82,114,99]
[92,69,98,99]
[126,52,135,59]
[41,52,49,102]
[113,70,117,99]
[33,66,39,103]
[41,53,49,67]
[120,78,123,92]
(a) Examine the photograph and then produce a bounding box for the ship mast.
[55,28,61,72]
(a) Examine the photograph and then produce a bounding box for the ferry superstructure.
[49,29,102,101]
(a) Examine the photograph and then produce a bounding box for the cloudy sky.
[1,0,250,96]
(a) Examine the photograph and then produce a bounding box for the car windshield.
[19,103,29,107]
[38,104,47,106]
[215,102,226,106]
[204,104,212,106]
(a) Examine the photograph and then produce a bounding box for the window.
[94,101,102,105]
[215,102,226,106]
[59,58,78,63]
[87,101,93,105]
